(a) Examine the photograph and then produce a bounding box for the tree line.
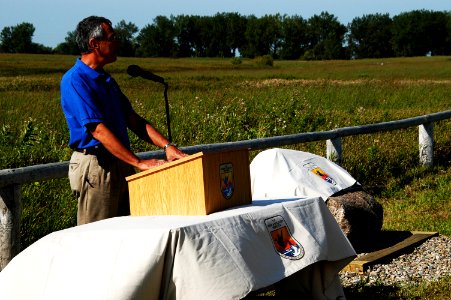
[1,10,450,60]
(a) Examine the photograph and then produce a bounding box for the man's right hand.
[136,159,167,171]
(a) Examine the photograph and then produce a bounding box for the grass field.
[1,54,450,298]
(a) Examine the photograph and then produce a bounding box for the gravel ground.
[340,234,451,287]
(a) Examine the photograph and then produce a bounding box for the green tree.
[174,13,245,58]
[137,16,175,57]
[0,27,13,52]
[279,15,308,59]
[392,10,451,56]
[208,13,233,57]
[173,15,211,57]
[422,11,451,55]
[305,12,347,60]
[114,20,139,57]
[54,30,79,55]
[224,12,247,57]
[0,22,35,53]
[242,14,283,58]
[348,14,394,59]
[191,16,212,57]
[173,15,196,57]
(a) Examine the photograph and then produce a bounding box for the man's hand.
[136,159,167,171]
[165,145,188,162]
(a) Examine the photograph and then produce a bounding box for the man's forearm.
[127,112,170,149]
[89,123,141,166]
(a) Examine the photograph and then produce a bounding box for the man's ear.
[88,38,99,51]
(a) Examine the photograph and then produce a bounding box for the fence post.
[419,123,434,167]
[0,184,22,271]
[327,138,342,165]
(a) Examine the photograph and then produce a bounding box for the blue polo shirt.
[60,58,133,150]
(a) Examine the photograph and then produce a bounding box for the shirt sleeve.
[69,77,105,127]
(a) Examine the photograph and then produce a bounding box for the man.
[60,16,186,225]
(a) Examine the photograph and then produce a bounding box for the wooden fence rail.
[1,110,450,270]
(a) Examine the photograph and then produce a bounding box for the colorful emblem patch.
[220,163,234,199]
[303,162,337,185]
[265,215,304,260]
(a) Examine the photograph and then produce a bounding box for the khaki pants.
[69,151,135,225]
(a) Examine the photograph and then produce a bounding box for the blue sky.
[1,0,450,48]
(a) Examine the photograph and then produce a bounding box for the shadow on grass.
[244,284,405,299]
[343,284,403,300]
[244,284,403,299]
[351,230,413,254]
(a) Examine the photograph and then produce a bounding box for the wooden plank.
[343,231,438,274]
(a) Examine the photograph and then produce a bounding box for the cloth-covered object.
[251,148,358,200]
[0,197,355,300]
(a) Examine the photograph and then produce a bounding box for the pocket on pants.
[69,154,83,194]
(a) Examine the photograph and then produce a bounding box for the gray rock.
[326,187,383,248]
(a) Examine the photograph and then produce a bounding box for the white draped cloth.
[0,197,355,300]
[251,148,358,200]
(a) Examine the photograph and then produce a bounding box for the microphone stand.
[163,82,172,142]
[127,65,172,142]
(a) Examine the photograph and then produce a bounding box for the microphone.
[127,65,165,84]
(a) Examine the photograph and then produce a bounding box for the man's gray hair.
[75,16,112,54]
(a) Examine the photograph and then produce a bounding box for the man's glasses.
[98,34,119,43]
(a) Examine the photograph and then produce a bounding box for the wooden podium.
[126,149,252,216]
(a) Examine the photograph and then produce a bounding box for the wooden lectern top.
[126,151,204,182]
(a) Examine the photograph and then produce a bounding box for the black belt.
[75,145,108,156]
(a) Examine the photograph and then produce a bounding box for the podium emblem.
[265,215,304,260]
[220,163,234,199]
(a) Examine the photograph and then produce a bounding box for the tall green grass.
[1,53,450,299]
[0,53,450,241]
